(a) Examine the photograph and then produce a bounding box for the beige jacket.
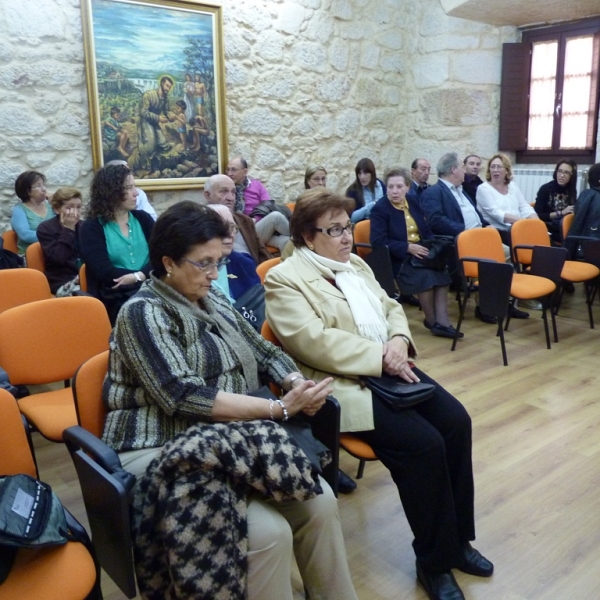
[265,252,416,432]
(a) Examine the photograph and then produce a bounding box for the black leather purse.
[361,374,435,410]
[410,239,453,271]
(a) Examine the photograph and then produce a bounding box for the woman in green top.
[79,164,155,324]
[10,170,55,255]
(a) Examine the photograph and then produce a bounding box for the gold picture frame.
[81,0,228,191]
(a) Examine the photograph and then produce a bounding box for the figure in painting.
[103,106,129,158]
[129,76,174,172]
[167,100,188,150]
[183,73,195,121]
[194,74,206,116]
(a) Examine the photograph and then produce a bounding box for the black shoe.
[509,306,529,319]
[423,318,433,330]
[562,281,575,294]
[430,323,464,339]
[416,562,465,600]
[400,294,420,307]
[458,542,494,577]
[475,306,497,324]
[337,469,357,494]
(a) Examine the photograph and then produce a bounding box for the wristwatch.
[398,335,411,348]
[133,272,142,283]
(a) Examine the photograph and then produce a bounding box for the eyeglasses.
[557,169,573,177]
[313,223,355,237]
[228,224,239,235]
[310,177,327,183]
[181,257,230,273]
[489,164,505,170]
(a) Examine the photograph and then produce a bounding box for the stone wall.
[0,0,519,230]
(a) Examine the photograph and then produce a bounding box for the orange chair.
[562,212,574,242]
[256,256,281,284]
[79,263,88,292]
[286,202,296,213]
[0,268,52,314]
[1,229,18,253]
[25,241,45,272]
[0,389,100,600]
[353,219,371,259]
[454,228,558,349]
[261,320,377,480]
[511,219,600,327]
[0,296,112,442]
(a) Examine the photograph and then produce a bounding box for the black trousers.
[353,367,475,572]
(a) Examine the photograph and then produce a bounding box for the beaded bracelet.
[269,400,276,421]
[274,398,289,421]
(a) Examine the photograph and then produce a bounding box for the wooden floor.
[34,287,600,599]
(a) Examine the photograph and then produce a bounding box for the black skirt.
[395,257,451,296]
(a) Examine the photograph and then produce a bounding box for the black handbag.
[250,200,292,221]
[361,374,435,410]
[410,239,453,271]
[233,283,265,332]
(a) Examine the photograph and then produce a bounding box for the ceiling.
[440,0,600,28]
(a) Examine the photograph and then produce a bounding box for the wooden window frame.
[499,18,600,164]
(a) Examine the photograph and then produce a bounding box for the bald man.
[204,174,271,264]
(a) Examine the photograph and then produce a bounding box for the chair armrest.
[566,235,599,242]
[63,425,136,492]
[354,242,372,248]
[512,243,535,270]
[432,235,455,242]
[72,290,95,298]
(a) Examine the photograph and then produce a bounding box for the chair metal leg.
[356,459,366,479]
[585,281,595,329]
[497,318,508,366]
[452,286,470,351]
[541,303,552,349]
[504,299,516,331]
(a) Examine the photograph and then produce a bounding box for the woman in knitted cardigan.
[102,200,357,600]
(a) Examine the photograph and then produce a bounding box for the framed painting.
[81,0,228,190]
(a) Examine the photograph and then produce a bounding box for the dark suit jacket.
[370,195,432,275]
[420,180,488,238]
[227,251,261,300]
[233,212,271,265]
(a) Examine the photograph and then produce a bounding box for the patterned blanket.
[131,419,326,600]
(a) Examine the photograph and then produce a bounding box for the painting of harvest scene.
[83,0,226,188]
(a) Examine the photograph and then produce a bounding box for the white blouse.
[476,181,536,231]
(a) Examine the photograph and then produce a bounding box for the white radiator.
[512,168,589,204]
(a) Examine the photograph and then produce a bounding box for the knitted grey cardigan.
[102,277,297,452]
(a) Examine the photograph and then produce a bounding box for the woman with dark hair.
[37,187,83,296]
[345,158,386,223]
[102,200,357,600]
[566,163,600,258]
[265,188,492,600]
[10,170,54,254]
[79,164,154,324]
[534,159,577,240]
[370,167,460,339]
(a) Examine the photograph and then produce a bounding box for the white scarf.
[297,247,388,343]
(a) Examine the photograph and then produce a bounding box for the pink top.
[242,178,270,217]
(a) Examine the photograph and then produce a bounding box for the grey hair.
[437,152,460,177]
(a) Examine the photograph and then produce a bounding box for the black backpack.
[0,474,75,583]
[0,237,24,270]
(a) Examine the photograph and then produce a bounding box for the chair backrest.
[79,263,88,292]
[73,351,110,438]
[562,213,574,242]
[456,228,505,278]
[1,230,18,253]
[581,239,600,269]
[364,245,397,298]
[530,245,568,284]
[511,219,551,265]
[285,202,296,213]
[354,220,371,258]
[0,296,111,385]
[256,256,281,284]
[261,320,280,346]
[0,268,52,314]
[25,242,45,272]
[478,261,514,320]
[0,389,38,477]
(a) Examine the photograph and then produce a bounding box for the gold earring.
[308,244,314,250]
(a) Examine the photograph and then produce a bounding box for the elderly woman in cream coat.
[264,188,493,600]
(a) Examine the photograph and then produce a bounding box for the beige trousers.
[119,448,357,600]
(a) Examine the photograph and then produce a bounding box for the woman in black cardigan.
[370,167,460,339]
[79,164,154,324]
[37,187,83,296]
